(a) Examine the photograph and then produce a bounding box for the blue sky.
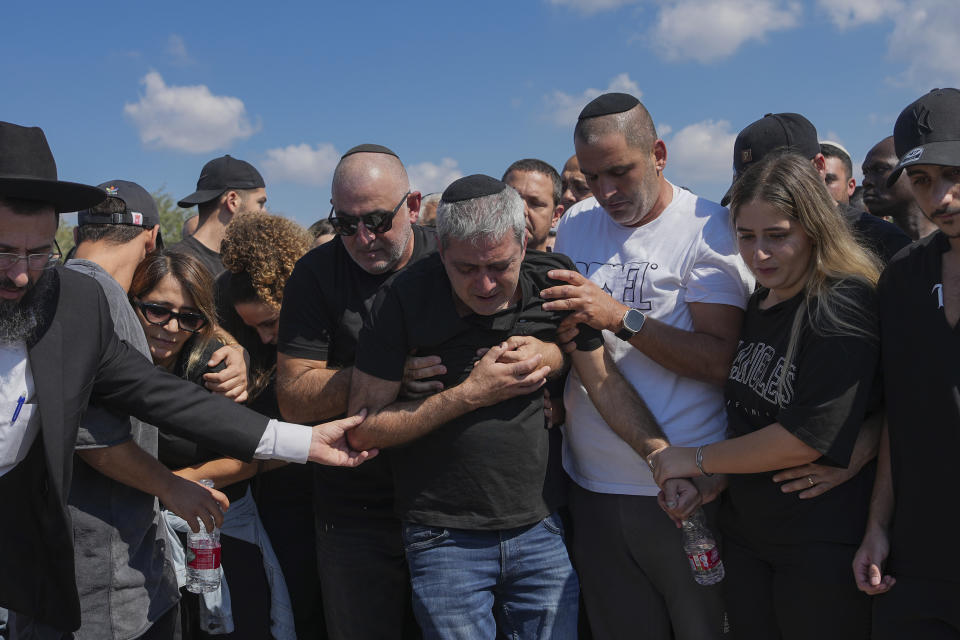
[4,0,958,227]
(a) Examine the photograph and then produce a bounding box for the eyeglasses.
[0,240,62,271]
[133,300,209,333]
[328,192,410,236]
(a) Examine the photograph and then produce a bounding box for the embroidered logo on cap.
[741,149,753,163]
[902,147,924,164]
[131,212,143,225]
[914,103,933,135]
[105,185,119,196]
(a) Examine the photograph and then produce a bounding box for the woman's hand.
[648,445,699,486]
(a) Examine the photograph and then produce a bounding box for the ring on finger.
[807,474,815,487]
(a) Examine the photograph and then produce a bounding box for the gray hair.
[436,186,525,249]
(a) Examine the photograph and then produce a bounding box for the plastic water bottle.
[682,508,725,586]
[185,479,221,593]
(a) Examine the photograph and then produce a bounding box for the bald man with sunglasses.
[276,144,433,640]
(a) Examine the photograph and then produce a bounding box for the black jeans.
[315,518,420,640]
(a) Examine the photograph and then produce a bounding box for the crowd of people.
[0,85,957,640]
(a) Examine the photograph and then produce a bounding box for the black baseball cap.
[177,155,264,208]
[721,113,820,206]
[79,180,164,248]
[889,88,960,186]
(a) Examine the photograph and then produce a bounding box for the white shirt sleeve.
[254,419,313,463]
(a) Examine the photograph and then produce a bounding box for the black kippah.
[441,175,507,203]
[578,93,640,120]
[341,143,399,159]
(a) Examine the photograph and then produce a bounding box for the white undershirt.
[0,341,39,477]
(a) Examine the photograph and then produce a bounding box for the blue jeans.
[401,513,579,640]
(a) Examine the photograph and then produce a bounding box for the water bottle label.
[187,546,221,570]
[687,546,720,571]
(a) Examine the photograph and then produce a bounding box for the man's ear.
[654,140,668,172]
[407,191,422,224]
[223,190,242,215]
[812,153,827,178]
[551,204,565,227]
[146,225,160,253]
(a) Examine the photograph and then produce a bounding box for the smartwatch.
[615,308,646,341]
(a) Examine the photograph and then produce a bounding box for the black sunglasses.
[328,191,410,236]
[133,300,209,333]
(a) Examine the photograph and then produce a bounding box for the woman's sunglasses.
[133,300,208,333]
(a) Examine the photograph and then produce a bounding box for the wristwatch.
[615,308,646,341]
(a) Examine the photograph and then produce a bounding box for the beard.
[0,270,54,345]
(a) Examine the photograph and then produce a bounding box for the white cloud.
[166,34,191,64]
[544,73,642,127]
[123,72,259,153]
[885,0,960,88]
[663,119,737,185]
[651,0,801,63]
[407,158,463,194]
[263,143,340,186]
[546,0,638,14]
[816,0,901,29]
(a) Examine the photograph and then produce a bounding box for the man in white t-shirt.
[541,92,753,640]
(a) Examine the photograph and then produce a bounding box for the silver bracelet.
[695,445,714,477]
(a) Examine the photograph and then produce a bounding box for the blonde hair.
[729,152,881,406]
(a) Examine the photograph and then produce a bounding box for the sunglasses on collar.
[328,191,410,236]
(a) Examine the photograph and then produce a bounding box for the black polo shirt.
[720,281,880,547]
[879,231,960,581]
[277,225,437,524]
[355,249,603,530]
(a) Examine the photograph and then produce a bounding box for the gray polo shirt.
[64,259,179,640]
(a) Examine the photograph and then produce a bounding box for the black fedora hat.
[0,121,107,213]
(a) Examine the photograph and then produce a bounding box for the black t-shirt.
[719,281,880,547]
[355,249,603,530]
[168,236,224,279]
[277,225,438,523]
[839,203,912,265]
[879,231,960,581]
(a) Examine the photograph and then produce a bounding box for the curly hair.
[220,212,312,309]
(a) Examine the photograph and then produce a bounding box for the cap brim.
[177,188,225,209]
[720,181,736,207]
[0,177,107,213]
[888,140,960,187]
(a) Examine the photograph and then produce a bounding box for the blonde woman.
[649,152,882,640]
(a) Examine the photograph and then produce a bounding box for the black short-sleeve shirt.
[878,231,960,581]
[720,280,880,546]
[839,203,912,265]
[277,225,437,523]
[355,249,603,530]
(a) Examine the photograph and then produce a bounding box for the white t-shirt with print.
[555,184,754,496]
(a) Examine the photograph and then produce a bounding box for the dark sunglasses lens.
[365,213,392,234]
[179,314,207,332]
[142,304,172,324]
[331,217,359,236]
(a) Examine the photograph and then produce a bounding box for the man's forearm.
[848,408,883,474]
[78,441,182,502]
[572,348,669,458]
[627,316,736,386]
[277,357,352,423]
[347,382,481,450]
[865,423,894,533]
